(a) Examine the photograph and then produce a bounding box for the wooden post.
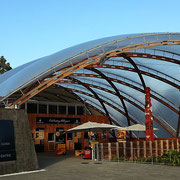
[172,139,174,151]
[177,139,179,152]
[108,143,112,161]
[130,142,133,161]
[97,144,100,161]
[137,141,140,158]
[100,143,104,160]
[149,141,152,157]
[166,140,169,151]
[143,141,146,158]
[160,140,164,155]
[72,133,75,150]
[123,142,126,157]
[155,140,158,157]
[116,142,119,159]
[65,133,68,151]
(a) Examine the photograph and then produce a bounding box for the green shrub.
[159,150,180,166]
[111,156,127,162]
[135,150,180,166]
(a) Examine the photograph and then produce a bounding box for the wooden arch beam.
[62,84,176,137]
[122,52,180,65]
[65,86,137,124]
[65,73,178,114]
[60,51,180,73]
[121,53,146,90]
[12,57,101,107]
[58,84,123,127]
[88,64,180,90]
[86,67,131,126]
[107,59,179,84]
[66,77,112,123]
[9,39,180,107]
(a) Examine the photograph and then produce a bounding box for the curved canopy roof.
[0,32,180,138]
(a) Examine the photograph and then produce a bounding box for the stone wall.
[0,109,39,175]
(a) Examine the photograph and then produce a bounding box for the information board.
[0,120,16,162]
[36,117,81,124]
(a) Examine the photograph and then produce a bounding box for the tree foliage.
[0,56,12,74]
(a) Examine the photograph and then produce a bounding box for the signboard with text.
[36,117,81,125]
[0,120,16,162]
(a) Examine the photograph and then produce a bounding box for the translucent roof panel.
[0,32,180,138]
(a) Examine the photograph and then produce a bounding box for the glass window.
[48,133,54,141]
[58,106,66,114]
[68,106,75,115]
[77,106,84,115]
[67,133,72,140]
[27,103,37,113]
[39,104,47,114]
[49,105,57,114]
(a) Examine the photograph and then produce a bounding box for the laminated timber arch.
[85,67,131,126]
[66,76,111,120]
[57,84,123,128]
[66,78,138,124]
[88,64,180,89]
[9,38,180,107]
[58,80,176,137]
[1,33,180,138]
[120,53,146,90]
[55,84,131,137]
[122,52,180,65]
[69,70,177,108]
[62,87,164,137]
[106,60,180,87]
[63,73,179,114]
[12,57,101,106]
[59,83,133,137]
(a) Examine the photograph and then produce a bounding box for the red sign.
[145,87,154,141]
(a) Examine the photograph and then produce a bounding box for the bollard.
[116,142,119,162]
[108,143,112,161]
[97,144,99,161]
[100,143,104,160]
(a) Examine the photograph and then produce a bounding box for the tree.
[0,56,12,74]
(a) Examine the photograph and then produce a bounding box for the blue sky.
[0,0,180,68]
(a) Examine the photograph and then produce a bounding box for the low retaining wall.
[0,109,39,175]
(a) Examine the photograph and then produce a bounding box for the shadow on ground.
[37,152,74,169]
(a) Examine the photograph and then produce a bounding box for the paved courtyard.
[1,153,180,180]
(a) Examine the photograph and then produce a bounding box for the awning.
[116,124,158,131]
[67,121,119,132]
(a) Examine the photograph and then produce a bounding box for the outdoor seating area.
[52,122,161,160]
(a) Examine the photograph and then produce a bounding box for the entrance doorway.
[48,133,55,151]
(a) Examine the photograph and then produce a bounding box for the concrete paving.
[1,153,180,180]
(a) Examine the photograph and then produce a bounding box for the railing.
[92,139,180,165]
